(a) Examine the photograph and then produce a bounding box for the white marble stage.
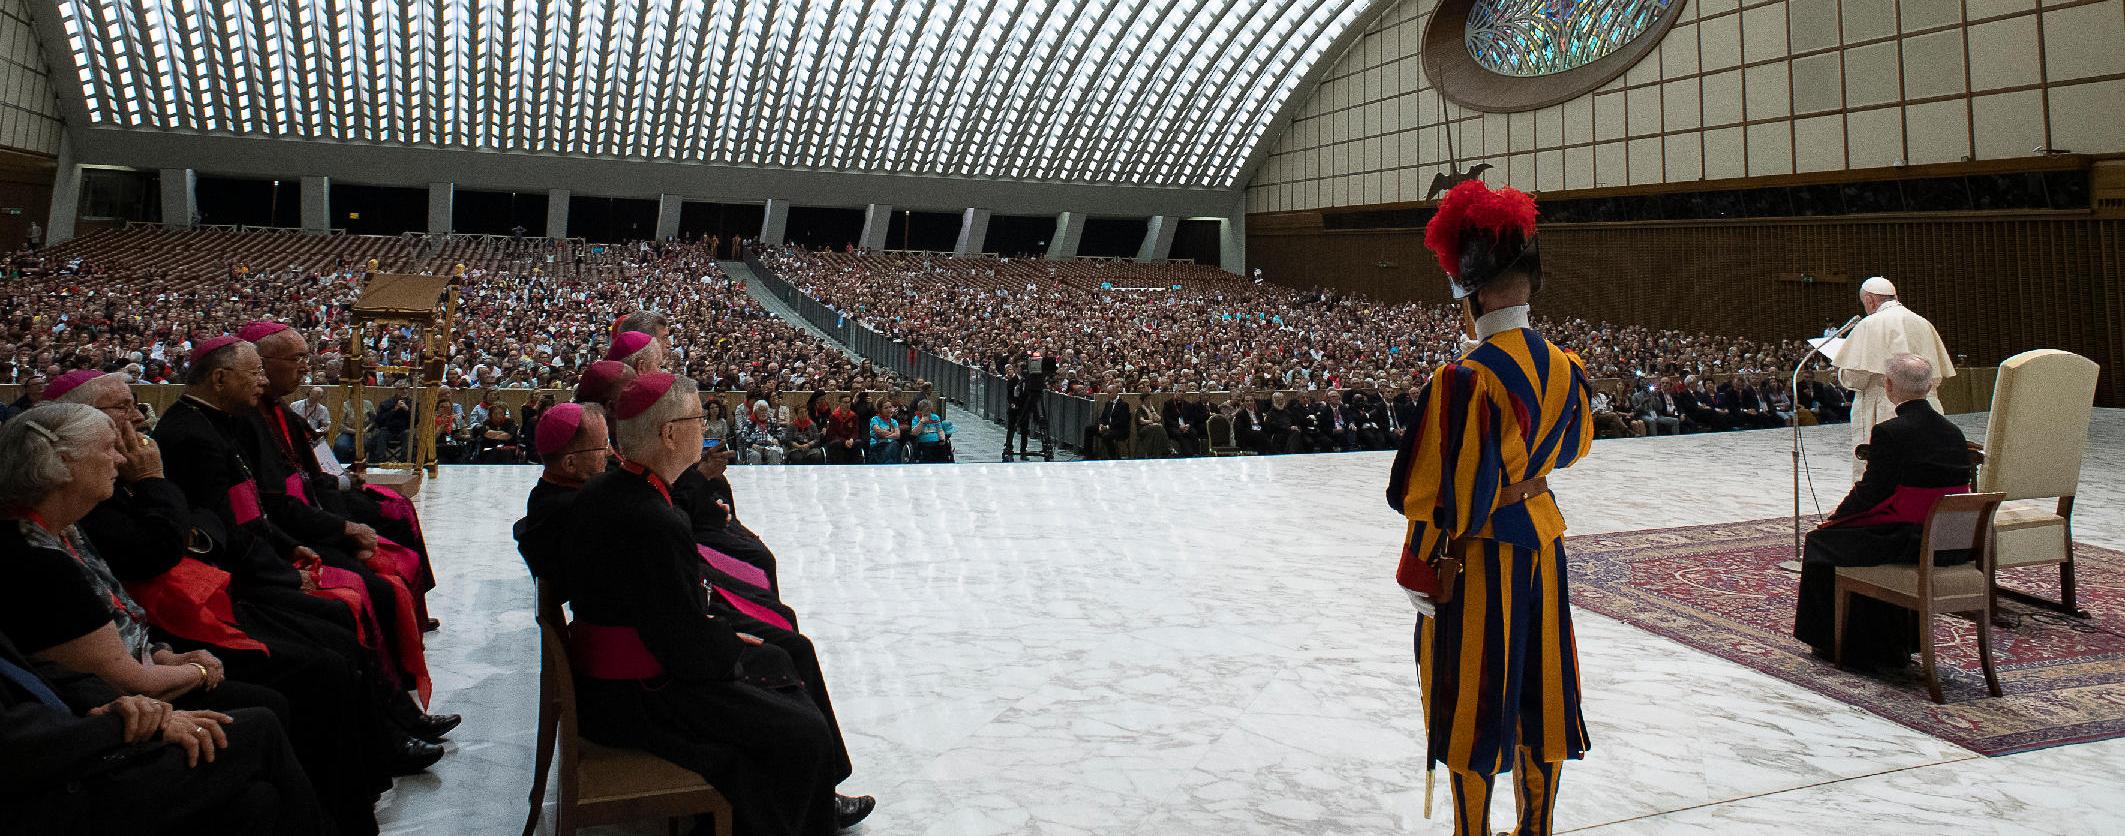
[381,411,2125,835]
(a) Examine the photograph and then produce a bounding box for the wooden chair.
[524,581,733,836]
[1976,349,2099,616]
[1834,492,2006,704]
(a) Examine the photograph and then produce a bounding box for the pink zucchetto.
[574,360,636,405]
[236,320,291,343]
[534,402,588,456]
[607,331,653,362]
[612,372,678,420]
[43,369,104,401]
[192,334,242,361]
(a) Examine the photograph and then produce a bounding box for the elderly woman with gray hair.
[0,402,325,834]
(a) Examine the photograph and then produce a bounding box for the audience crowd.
[0,229,899,397]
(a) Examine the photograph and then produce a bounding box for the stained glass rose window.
[1466,0,1677,77]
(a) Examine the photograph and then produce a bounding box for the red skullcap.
[607,330,653,361]
[44,369,105,401]
[534,402,587,456]
[574,360,635,405]
[613,372,679,420]
[193,334,243,361]
[237,320,291,343]
[1424,179,1538,286]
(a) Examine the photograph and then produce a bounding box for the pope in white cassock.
[1832,276,1955,478]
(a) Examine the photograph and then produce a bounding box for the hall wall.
[1247,0,2125,212]
[0,0,59,158]
[1249,210,2125,406]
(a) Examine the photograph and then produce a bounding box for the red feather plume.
[1423,179,1538,279]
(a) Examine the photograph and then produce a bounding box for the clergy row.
[514,313,877,836]
[0,321,463,835]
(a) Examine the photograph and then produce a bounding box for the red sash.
[568,623,665,679]
[121,558,267,654]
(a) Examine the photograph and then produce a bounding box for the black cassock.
[79,476,393,833]
[557,465,845,836]
[1794,400,1974,666]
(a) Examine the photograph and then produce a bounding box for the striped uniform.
[1389,325,1594,783]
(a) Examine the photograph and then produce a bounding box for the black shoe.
[834,794,876,829]
[385,736,445,776]
[403,712,462,743]
[422,617,442,632]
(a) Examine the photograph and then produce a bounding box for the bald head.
[1884,353,1934,404]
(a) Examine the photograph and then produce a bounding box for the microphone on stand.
[1790,313,1865,564]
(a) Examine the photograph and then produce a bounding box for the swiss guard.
[1387,179,1595,836]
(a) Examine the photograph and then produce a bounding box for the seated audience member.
[1262,392,1305,454]
[739,401,787,465]
[473,404,523,463]
[703,397,734,447]
[907,400,952,463]
[1589,387,1637,439]
[783,409,827,465]
[554,373,872,835]
[1633,377,1682,436]
[372,387,414,460]
[824,395,863,465]
[1088,394,1133,459]
[1162,394,1203,457]
[866,401,902,465]
[0,629,323,836]
[516,403,609,581]
[1349,390,1391,450]
[1230,395,1272,454]
[1318,391,1357,452]
[1132,396,1170,458]
[1793,354,1972,668]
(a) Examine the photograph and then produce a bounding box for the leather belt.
[1499,475,1549,506]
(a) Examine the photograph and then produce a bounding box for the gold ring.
[192,726,207,735]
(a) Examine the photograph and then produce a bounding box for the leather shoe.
[403,712,462,743]
[386,736,445,776]
[834,794,875,829]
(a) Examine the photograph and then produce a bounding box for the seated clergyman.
[1793,353,1973,668]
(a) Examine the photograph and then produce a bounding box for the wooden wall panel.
[1250,214,2125,406]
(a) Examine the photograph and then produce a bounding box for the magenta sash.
[568,623,665,679]
[697,545,770,591]
[374,537,424,589]
[714,587,793,631]
[228,481,262,525]
[1829,484,1967,529]
[283,472,309,504]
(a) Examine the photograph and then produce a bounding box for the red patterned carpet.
[1565,516,2125,756]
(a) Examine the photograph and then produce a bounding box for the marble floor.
[380,410,2125,835]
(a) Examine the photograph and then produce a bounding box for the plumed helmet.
[1423,179,1541,300]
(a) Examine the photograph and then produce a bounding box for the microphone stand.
[1792,315,1863,562]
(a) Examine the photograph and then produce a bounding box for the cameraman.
[1002,364,1038,458]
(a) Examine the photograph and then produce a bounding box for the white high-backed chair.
[1976,349,2100,616]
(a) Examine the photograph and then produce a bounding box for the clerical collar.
[1876,299,1904,313]
[1475,305,1531,341]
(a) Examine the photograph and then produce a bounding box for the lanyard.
[19,513,128,613]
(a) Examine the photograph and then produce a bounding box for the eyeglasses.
[665,412,706,428]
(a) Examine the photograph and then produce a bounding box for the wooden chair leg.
[1976,604,2003,698]
[2060,558,2078,616]
[523,715,557,836]
[1832,583,1849,665]
[1919,609,1944,704]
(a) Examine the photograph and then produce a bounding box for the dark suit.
[1794,400,1973,664]
[1087,398,1132,459]
[0,631,322,835]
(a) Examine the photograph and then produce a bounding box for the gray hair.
[1886,353,1933,395]
[0,402,112,511]
[51,372,130,406]
[616,309,669,336]
[614,375,700,459]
